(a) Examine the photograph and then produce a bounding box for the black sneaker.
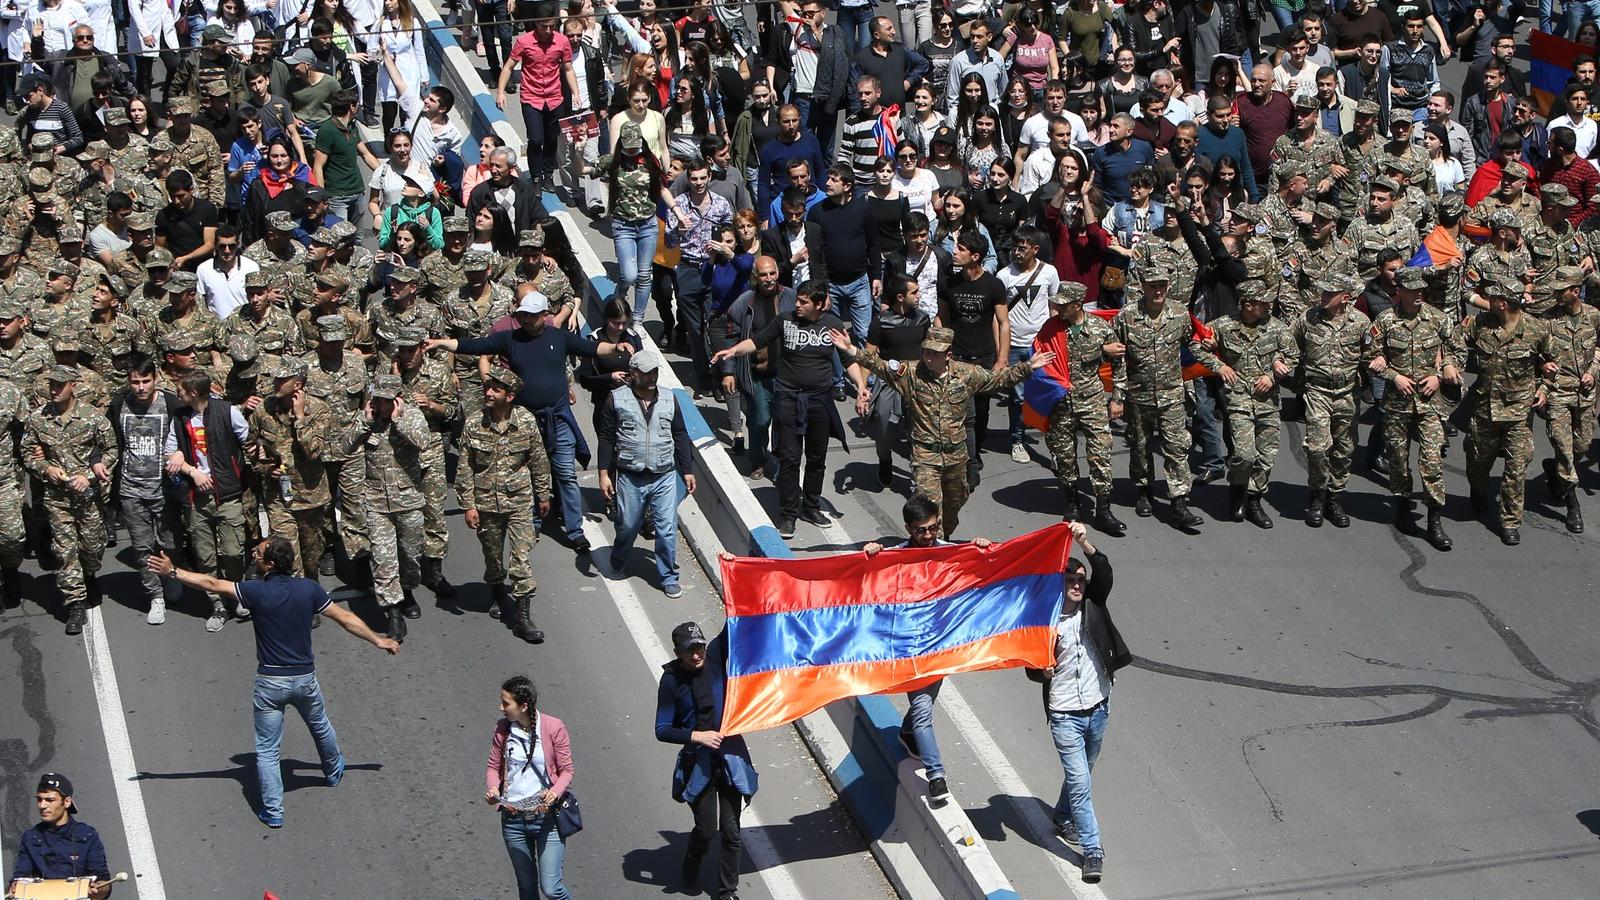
[778,518,796,539]
[680,850,704,887]
[573,538,591,555]
[1081,852,1104,883]
[834,384,850,402]
[1056,817,1080,846]
[898,728,921,759]
[927,776,949,806]
[799,508,830,527]
[318,552,336,577]
[732,437,746,455]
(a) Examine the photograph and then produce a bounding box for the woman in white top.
[27,0,88,57]
[366,129,434,234]
[127,0,179,97]
[79,0,113,53]
[485,676,575,900]
[1423,124,1465,196]
[206,0,255,56]
[374,0,426,132]
[891,143,941,220]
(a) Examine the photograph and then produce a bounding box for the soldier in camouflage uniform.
[167,24,248,106]
[100,107,149,174]
[1113,263,1205,528]
[59,224,111,307]
[369,265,446,364]
[161,98,226,209]
[154,331,207,395]
[1380,112,1437,200]
[0,235,46,303]
[1192,283,1298,527]
[1523,184,1585,317]
[0,294,51,385]
[1366,266,1462,549]
[1276,202,1353,322]
[419,214,473,308]
[221,334,267,408]
[0,127,23,207]
[497,225,577,326]
[1343,177,1421,283]
[80,273,149,387]
[357,374,433,642]
[22,365,119,635]
[1539,266,1600,533]
[1421,194,1469,317]
[1463,163,1540,239]
[1133,206,1199,306]
[223,271,305,372]
[1257,159,1314,257]
[0,379,24,609]
[1292,271,1371,527]
[330,222,376,292]
[76,142,142,233]
[835,325,1043,538]
[246,358,333,577]
[301,315,371,572]
[1370,156,1435,235]
[1229,204,1279,291]
[1463,279,1555,545]
[24,133,83,214]
[111,213,159,293]
[244,212,308,284]
[1266,95,1340,196]
[456,367,552,643]
[292,264,369,354]
[1465,209,1535,313]
[33,335,111,411]
[27,260,90,340]
[393,326,456,597]
[1036,282,1127,533]
[127,246,177,321]
[146,271,228,378]
[125,137,172,215]
[1332,100,1383,224]
[444,251,516,419]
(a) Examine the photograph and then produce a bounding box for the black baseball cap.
[37,773,76,808]
[672,622,708,653]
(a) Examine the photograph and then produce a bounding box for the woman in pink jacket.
[485,675,575,900]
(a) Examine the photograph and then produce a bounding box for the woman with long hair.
[485,675,575,900]
[891,143,940,219]
[866,156,910,256]
[1200,55,1246,121]
[591,123,675,317]
[1097,47,1147,116]
[374,0,427,132]
[1078,93,1113,144]
[1204,154,1247,223]
[679,40,727,134]
[648,20,679,98]
[997,75,1035,152]
[207,0,254,52]
[935,187,997,271]
[999,7,1058,97]
[731,79,778,199]
[899,84,949,158]
[665,75,715,165]
[951,73,994,146]
[609,53,669,113]
[574,296,644,437]
[367,220,428,293]
[378,178,443,251]
[1060,0,1114,74]
[471,204,518,255]
[975,158,1025,259]
[1424,123,1465,195]
[367,128,434,234]
[609,78,669,163]
[916,8,964,112]
[958,108,1008,190]
[925,128,965,190]
[1060,51,1097,101]
[242,137,314,244]
[126,95,157,140]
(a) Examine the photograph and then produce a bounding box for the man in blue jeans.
[863,495,993,807]
[597,349,698,598]
[148,536,399,828]
[1026,521,1127,884]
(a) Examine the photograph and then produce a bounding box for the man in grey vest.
[597,349,696,599]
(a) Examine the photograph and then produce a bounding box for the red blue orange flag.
[716,523,1075,735]
[1408,226,1464,269]
[1531,30,1587,117]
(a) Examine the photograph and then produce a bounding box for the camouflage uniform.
[357,376,432,609]
[0,326,51,386]
[145,275,227,381]
[1292,277,1372,495]
[1342,184,1422,282]
[76,142,145,230]
[1463,291,1554,532]
[1332,129,1382,223]
[394,326,457,560]
[456,370,553,599]
[1192,296,1298,494]
[1044,294,1125,506]
[1540,267,1600,499]
[1266,125,1339,195]
[21,369,119,611]
[1464,187,1541,236]
[852,330,1030,537]
[246,359,335,577]
[1465,228,1534,309]
[369,272,447,364]
[32,340,112,411]
[222,280,306,373]
[27,291,91,344]
[1113,285,1198,499]
[1276,206,1355,322]
[300,322,371,561]
[0,380,27,576]
[419,238,471,308]
[243,212,308,284]
[164,110,227,209]
[1523,186,1586,317]
[1366,276,1463,508]
[1132,232,1198,307]
[443,254,517,418]
[1377,137,1436,199]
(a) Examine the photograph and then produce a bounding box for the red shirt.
[511,31,572,110]
[1540,155,1600,226]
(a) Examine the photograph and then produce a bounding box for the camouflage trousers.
[1466,415,1534,528]
[1385,405,1446,507]
[44,492,105,606]
[265,500,328,578]
[477,507,537,597]
[322,458,371,557]
[1045,394,1114,498]
[1543,399,1595,488]
[1224,396,1280,494]
[1127,400,1192,498]
[1303,389,1358,492]
[368,508,424,608]
[422,453,449,559]
[241,470,262,546]
[911,459,969,539]
[0,474,24,570]
[185,496,247,605]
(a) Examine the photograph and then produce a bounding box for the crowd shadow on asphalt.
[622,807,869,894]
[964,792,1086,866]
[134,753,382,818]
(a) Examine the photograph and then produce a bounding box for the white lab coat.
[1,0,28,65]
[375,14,424,120]
[128,0,178,53]
[78,0,113,51]
[26,0,88,56]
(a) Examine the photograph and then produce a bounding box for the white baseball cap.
[629,348,662,373]
[515,292,551,315]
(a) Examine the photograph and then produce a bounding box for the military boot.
[1227,485,1247,522]
[1061,490,1080,523]
[1324,492,1351,528]
[64,603,86,636]
[1567,492,1584,534]
[385,606,407,643]
[421,557,456,598]
[1134,487,1154,517]
[1,569,20,609]
[1305,489,1326,527]
[489,583,509,619]
[512,594,545,644]
[1244,493,1273,529]
[1425,505,1452,551]
[1394,496,1419,535]
[1169,495,1203,529]
[399,588,421,620]
[1091,496,1126,536]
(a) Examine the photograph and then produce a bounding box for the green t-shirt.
[314,116,365,197]
[291,74,340,127]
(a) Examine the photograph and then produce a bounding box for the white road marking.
[577,517,807,900]
[84,606,168,900]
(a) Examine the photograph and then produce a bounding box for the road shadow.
[966,792,1089,867]
[136,753,382,816]
[1577,809,1600,838]
[831,459,886,496]
[621,805,874,894]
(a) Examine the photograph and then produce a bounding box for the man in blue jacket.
[656,620,758,900]
[1195,95,1260,202]
[9,774,114,898]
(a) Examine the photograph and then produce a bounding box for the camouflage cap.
[1500,163,1527,182]
[393,325,427,348]
[1237,281,1272,305]
[227,332,259,363]
[330,221,359,243]
[486,365,523,393]
[1292,93,1318,111]
[165,270,197,293]
[1487,278,1527,303]
[316,314,347,341]
[1311,201,1341,220]
[1369,175,1400,194]
[158,330,196,352]
[47,259,79,278]
[370,374,403,399]
[273,356,308,381]
[1489,208,1525,230]
[244,270,272,289]
[1395,266,1429,290]
[201,22,230,42]
[1552,265,1587,291]
[1438,193,1467,219]
[145,247,174,268]
[1378,156,1411,173]
[517,225,546,248]
[126,212,156,231]
[1315,271,1358,294]
[311,225,339,246]
[49,333,80,352]
[0,128,19,160]
[1541,183,1579,207]
[202,80,230,98]
[921,326,954,352]
[147,134,176,153]
[1231,203,1264,224]
[58,223,83,243]
[1050,281,1087,305]
[1139,261,1173,284]
[0,236,19,257]
[28,132,54,154]
[167,97,197,116]
[32,189,60,208]
[1277,160,1308,183]
[45,363,79,383]
[25,168,52,192]
[443,213,470,233]
[1390,108,1417,127]
[387,265,420,284]
[0,294,23,318]
[80,140,110,161]
[1355,99,1380,117]
[104,107,129,126]
[98,272,127,298]
[462,250,492,272]
[314,268,350,290]
[265,210,296,233]
[617,122,644,153]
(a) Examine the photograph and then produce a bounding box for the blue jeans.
[611,469,682,590]
[477,0,516,72]
[328,193,364,232]
[1006,345,1032,443]
[1266,2,1295,28]
[501,812,570,900]
[902,679,945,779]
[1190,377,1226,474]
[546,414,585,543]
[1048,701,1109,855]
[1565,0,1600,33]
[837,3,875,51]
[612,218,657,318]
[744,376,777,472]
[828,273,873,388]
[253,673,342,821]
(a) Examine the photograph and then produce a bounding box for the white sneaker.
[205,609,226,633]
[147,598,166,626]
[1010,442,1030,464]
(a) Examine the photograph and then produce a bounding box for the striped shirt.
[837,110,884,188]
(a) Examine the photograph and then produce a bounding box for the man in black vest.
[167,370,252,633]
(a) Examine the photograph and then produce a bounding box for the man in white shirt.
[998,226,1058,462]
[1272,28,1322,101]
[194,225,260,320]
[1148,69,1195,126]
[1547,83,1597,162]
[1017,116,1075,197]
[1016,81,1089,169]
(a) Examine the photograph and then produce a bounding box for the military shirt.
[168,127,226,208]
[247,393,335,509]
[27,296,91,340]
[294,304,373,356]
[1342,214,1421,281]
[456,406,553,511]
[443,283,516,379]
[1192,314,1298,403]
[399,354,460,434]
[31,366,111,411]
[222,304,305,364]
[0,332,51,385]
[1060,312,1125,399]
[21,399,119,500]
[1366,303,1463,413]
[1524,219,1586,315]
[358,406,432,513]
[1266,128,1340,194]
[496,261,576,312]
[1276,235,1355,322]
[1113,300,1197,407]
[1333,133,1381,219]
[1465,243,1533,302]
[369,297,447,361]
[1463,312,1552,420]
[1132,234,1198,303]
[1293,304,1372,393]
[1541,303,1600,403]
[854,346,1030,467]
[1464,192,1541,236]
[419,251,470,308]
[242,240,307,285]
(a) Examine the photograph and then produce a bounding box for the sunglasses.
[909,523,941,536]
